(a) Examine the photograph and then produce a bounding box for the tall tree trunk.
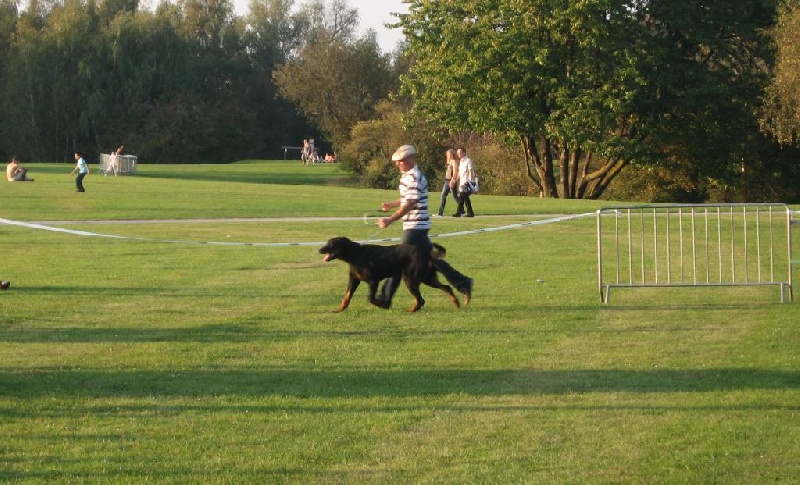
[520,135,543,193]
[539,135,558,197]
[558,147,569,198]
[568,147,582,199]
[585,158,627,199]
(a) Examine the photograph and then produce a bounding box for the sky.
[233,0,409,53]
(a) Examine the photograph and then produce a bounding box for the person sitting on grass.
[6,156,34,182]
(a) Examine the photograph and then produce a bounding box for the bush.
[601,161,702,203]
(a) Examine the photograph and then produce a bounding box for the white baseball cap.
[391,144,417,161]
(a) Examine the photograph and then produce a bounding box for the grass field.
[1,161,798,483]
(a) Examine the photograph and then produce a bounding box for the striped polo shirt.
[399,165,431,230]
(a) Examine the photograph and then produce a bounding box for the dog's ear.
[335,236,358,247]
[320,237,338,253]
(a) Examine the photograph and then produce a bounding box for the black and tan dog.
[319,237,460,312]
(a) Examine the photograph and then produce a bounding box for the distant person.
[0,280,9,290]
[301,139,310,165]
[377,144,474,307]
[105,145,123,176]
[325,152,336,163]
[70,151,90,192]
[436,149,459,217]
[453,147,475,217]
[6,156,34,182]
[309,138,320,163]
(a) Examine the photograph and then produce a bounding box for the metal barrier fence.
[596,204,794,303]
[99,154,138,175]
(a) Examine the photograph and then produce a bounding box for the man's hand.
[380,201,398,212]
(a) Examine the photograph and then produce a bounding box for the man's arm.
[378,199,416,228]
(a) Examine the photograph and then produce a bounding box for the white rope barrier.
[1,213,596,248]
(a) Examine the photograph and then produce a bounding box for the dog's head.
[319,237,358,262]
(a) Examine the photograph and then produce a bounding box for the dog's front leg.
[335,277,360,312]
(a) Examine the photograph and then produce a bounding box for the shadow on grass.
[0,368,797,399]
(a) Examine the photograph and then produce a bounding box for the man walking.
[377,144,474,306]
[453,147,475,217]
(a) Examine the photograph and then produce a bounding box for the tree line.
[0,0,392,165]
[2,0,799,202]
[388,0,800,202]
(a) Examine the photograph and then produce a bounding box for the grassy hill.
[1,161,798,483]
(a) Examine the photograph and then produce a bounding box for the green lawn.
[1,161,798,483]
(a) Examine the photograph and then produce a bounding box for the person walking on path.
[377,144,474,307]
[453,147,475,217]
[436,149,459,217]
[70,151,90,192]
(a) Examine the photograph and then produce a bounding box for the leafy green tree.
[0,0,16,59]
[295,0,359,47]
[243,0,317,156]
[98,0,138,23]
[3,0,99,161]
[245,0,301,67]
[340,99,447,187]
[0,0,18,158]
[274,0,393,149]
[761,0,800,145]
[399,0,782,199]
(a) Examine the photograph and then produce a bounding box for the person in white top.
[453,147,475,217]
[105,145,123,176]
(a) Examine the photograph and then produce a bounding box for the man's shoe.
[465,213,475,217]
[460,278,473,305]
[1,281,10,290]
[372,297,392,309]
[452,213,461,217]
